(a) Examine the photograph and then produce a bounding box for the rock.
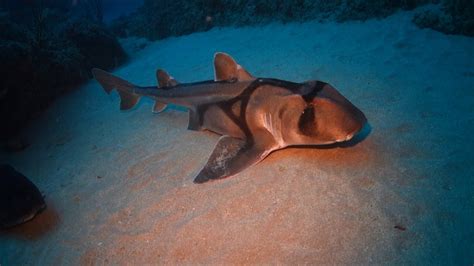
[0,11,127,140]
[63,19,127,70]
[0,164,46,229]
[413,2,474,37]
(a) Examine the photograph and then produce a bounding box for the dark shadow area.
[0,1,127,141]
[0,202,60,240]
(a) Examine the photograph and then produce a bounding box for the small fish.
[92,52,367,183]
[0,164,46,229]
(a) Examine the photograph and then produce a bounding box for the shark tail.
[92,68,140,110]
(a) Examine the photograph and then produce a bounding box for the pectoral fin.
[193,136,268,183]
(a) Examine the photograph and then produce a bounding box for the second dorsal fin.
[156,69,178,88]
[153,69,179,114]
[214,52,254,82]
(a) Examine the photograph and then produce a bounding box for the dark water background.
[102,0,142,22]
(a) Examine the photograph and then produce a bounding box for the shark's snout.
[341,107,367,142]
[336,121,364,142]
[336,107,367,142]
[309,83,367,144]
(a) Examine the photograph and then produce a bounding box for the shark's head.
[210,52,367,146]
[284,81,367,146]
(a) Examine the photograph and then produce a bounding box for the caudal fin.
[92,68,140,110]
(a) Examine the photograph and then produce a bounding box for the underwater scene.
[0,0,473,264]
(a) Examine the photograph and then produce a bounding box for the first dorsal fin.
[214,52,254,82]
[156,69,178,88]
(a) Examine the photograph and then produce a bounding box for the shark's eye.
[298,105,318,136]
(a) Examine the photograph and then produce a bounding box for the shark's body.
[93,53,367,183]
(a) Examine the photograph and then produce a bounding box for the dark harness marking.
[197,78,324,145]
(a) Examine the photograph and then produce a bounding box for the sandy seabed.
[1,9,473,265]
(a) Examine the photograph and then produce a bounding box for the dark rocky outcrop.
[111,0,473,40]
[110,0,436,41]
[413,0,474,36]
[0,3,126,140]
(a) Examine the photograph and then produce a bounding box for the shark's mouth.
[336,133,357,143]
[336,122,369,143]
